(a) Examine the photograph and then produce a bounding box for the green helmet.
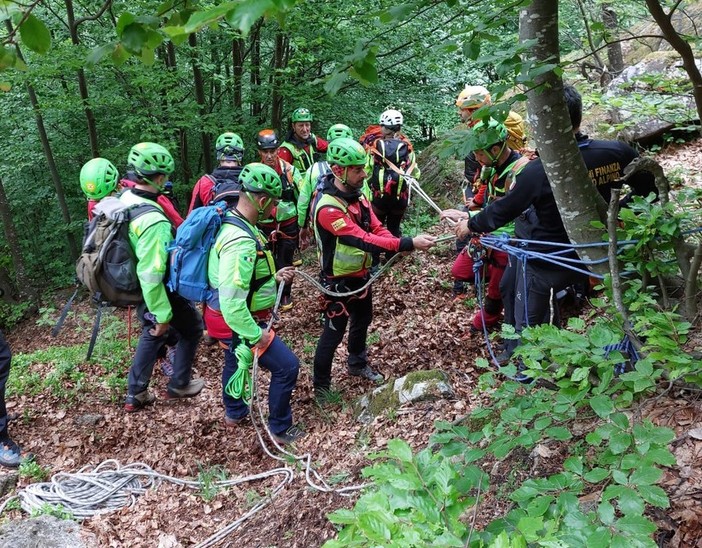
[327,138,367,167]
[471,119,508,151]
[326,124,353,142]
[216,132,244,161]
[128,142,175,177]
[239,162,282,199]
[291,107,313,123]
[80,157,119,200]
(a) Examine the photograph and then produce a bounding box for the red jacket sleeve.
[188,175,213,215]
[316,137,329,153]
[277,147,293,164]
[473,184,487,207]
[157,196,184,228]
[317,203,413,254]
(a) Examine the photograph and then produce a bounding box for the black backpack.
[368,138,411,199]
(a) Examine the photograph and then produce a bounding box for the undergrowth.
[323,198,702,547]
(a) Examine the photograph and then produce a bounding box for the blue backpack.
[167,203,259,303]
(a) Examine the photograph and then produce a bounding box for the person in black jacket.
[442,84,656,372]
[0,331,28,467]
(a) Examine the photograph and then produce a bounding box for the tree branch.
[73,0,112,28]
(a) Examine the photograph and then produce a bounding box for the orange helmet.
[456,85,491,109]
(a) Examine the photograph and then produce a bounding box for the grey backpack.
[76,196,160,307]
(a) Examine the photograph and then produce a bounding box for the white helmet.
[379,109,403,128]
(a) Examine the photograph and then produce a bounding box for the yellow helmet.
[456,85,491,109]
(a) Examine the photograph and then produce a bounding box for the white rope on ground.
[4,235,460,544]
[12,459,293,522]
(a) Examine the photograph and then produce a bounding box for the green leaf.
[116,12,135,36]
[121,23,147,54]
[587,528,613,546]
[611,413,630,430]
[611,469,628,485]
[598,500,615,525]
[617,487,645,515]
[526,495,553,517]
[545,426,571,441]
[19,14,51,54]
[609,433,632,454]
[563,457,583,476]
[111,44,131,66]
[590,395,614,419]
[0,1,21,23]
[638,484,669,508]
[642,447,676,467]
[85,43,115,67]
[327,508,357,524]
[225,0,274,35]
[387,439,413,463]
[463,39,480,60]
[629,465,663,486]
[614,515,656,535]
[583,467,609,483]
[0,46,25,71]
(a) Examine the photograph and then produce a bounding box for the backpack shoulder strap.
[128,202,162,221]
[222,215,263,251]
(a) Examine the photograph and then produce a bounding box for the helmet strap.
[141,174,165,192]
[485,143,507,167]
[245,190,272,219]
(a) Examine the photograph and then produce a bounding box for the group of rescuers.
[0,84,658,463]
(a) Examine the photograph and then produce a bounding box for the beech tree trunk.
[602,4,624,76]
[232,36,244,120]
[6,22,79,261]
[250,24,262,122]
[519,1,608,274]
[271,29,286,130]
[0,178,28,301]
[65,0,99,157]
[189,33,213,174]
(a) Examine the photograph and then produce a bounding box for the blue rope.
[603,336,640,375]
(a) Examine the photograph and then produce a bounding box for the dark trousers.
[260,220,299,298]
[0,331,11,440]
[502,258,586,355]
[222,331,299,435]
[128,291,203,394]
[313,279,372,390]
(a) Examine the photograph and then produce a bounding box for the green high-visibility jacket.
[208,212,276,345]
[120,190,173,323]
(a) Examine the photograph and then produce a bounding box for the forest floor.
[2,138,702,547]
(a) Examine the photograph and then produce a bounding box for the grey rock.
[0,515,86,548]
[353,369,455,423]
[602,53,701,144]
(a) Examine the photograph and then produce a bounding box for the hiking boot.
[495,350,513,367]
[202,331,217,346]
[271,425,306,445]
[0,439,30,468]
[280,295,293,312]
[348,365,384,384]
[165,378,205,399]
[292,249,303,267]
[224,414,249,428]
[124,390,156,413]
[160,346,175,378]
